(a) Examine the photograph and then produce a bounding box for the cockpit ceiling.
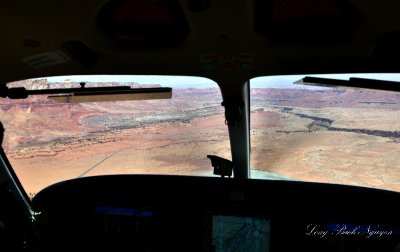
[2,0,400,85]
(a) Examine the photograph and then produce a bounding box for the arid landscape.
[251,88,400,192]
[1,79,232,197]
[1,79,400,196]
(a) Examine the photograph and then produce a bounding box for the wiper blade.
[0,84,172,102]
[295,76,400,92]
[48,87,172,103]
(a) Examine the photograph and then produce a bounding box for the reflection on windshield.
[250,75,400,192]
[1,77,230,197]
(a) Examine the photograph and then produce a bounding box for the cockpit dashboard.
[32,175,400,251]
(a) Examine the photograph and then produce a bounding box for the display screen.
[93,206,271,251]
[93,205,155,250]
[212,215,270,252]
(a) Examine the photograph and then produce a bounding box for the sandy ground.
[8,114,232,196]
[7,110,400,197]
[250,107,400,192]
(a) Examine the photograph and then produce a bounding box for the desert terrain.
[1,79,400,197]
[251,88,400,192]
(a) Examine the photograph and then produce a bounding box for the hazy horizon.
[31,73,400,90]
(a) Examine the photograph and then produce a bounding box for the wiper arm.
[295,76,400,92]
[0,84,172,103]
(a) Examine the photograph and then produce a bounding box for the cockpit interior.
[0,0,399,251]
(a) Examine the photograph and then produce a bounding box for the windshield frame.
[249,73,400,192]
[1,75,234,197]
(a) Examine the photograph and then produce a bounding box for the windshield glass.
[1,75,230,198]
[250,74,400,192]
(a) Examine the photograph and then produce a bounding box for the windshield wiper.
[295,76,400,92]
[0,83,172,103]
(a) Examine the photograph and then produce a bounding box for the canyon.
[1,79,400,196]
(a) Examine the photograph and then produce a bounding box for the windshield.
[250,74,400,192]
[1,75,231,197]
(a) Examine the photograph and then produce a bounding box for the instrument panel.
[32,175,400,252]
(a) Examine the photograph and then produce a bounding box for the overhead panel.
[97,0,190,47]
[254,0,362,43]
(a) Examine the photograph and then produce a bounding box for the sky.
[40,73,400,89]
